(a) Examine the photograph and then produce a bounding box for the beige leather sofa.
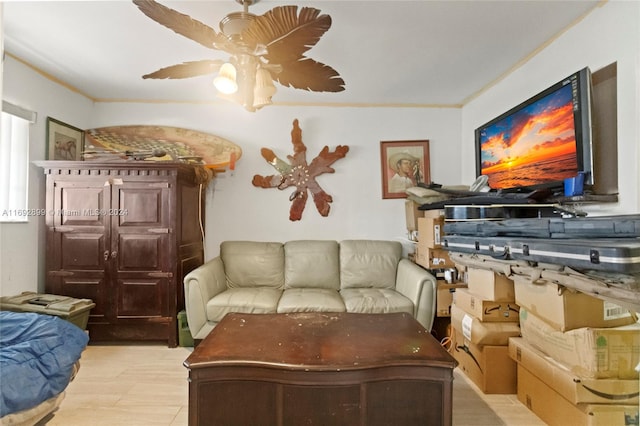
[184,240,437,340]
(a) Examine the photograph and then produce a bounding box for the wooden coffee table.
[184,312,457,426]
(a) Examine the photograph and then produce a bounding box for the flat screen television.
[475,67,594,193]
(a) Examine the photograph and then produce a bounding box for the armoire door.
[110,180,174,336]
[46,178,111,324]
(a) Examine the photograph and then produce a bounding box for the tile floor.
[43,344,546,426]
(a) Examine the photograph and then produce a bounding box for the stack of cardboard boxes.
[449,267,521,394]
[414,210,455,270]
[406,203,464,339]
[509,276,640,425]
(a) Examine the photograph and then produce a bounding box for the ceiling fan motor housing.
[220,11,257,42]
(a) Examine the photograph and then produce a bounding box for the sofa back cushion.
[340,240,402,289]
[284,240,340,290]
[221,241,284,289]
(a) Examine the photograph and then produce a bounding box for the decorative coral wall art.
[252,119,349,221]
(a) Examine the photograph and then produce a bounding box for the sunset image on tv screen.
[478,83,579,190]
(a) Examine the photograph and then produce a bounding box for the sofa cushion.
[339,240,402,289]
[340,288,414,315]
[206,288,282,322]
[277,288,346,313]
[284,240,340,290]
[221,241,284,289]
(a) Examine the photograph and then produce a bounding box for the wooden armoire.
[37,162,211,347]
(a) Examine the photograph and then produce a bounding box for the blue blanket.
[0,311,89,416]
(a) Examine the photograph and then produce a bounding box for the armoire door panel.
[117,234,169,271]
[117,278,167,317]
[116,186,169,227]
[56,184,110,228]
[60,233,107,269]
[60,276,108,320]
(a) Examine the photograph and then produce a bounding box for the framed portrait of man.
[380,140,430,199]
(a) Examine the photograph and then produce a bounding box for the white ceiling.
[3,0,601,107]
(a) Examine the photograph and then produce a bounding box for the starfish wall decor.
[252,119,349,221]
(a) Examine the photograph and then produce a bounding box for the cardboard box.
[404,200,424,232]
[436,281,467,317]
[415,246,454,269]
[509,337,638,405]
[519,308,640,379]
[450,304,521,346]
[517,364,639,426]
[450,328,516,394]
[513,275,636,331]
[422,208,445,219]
[417,216,445,248]
[453,288,520,322]
[466,267,515,301]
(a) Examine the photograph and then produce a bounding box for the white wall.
[91,103,462,259]
[1,57,93,296]
[461,0,640,215]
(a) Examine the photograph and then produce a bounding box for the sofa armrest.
[395,259,437,331]
[184,256,227,339]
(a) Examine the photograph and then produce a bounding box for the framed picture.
[380,140,430,199]
[46,117,85,160]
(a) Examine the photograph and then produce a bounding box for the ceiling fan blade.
[242,6,332,63]
[142,60,224,79]
[132,0,226,49]
[276,58,345,93]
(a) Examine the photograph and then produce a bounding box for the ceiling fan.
[132,0,345,111]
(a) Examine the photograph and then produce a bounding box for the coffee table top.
[185,312,456,371]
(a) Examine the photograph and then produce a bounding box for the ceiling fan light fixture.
[254,68,277,98]
[213,63,238,94]
[253,94,273,110]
